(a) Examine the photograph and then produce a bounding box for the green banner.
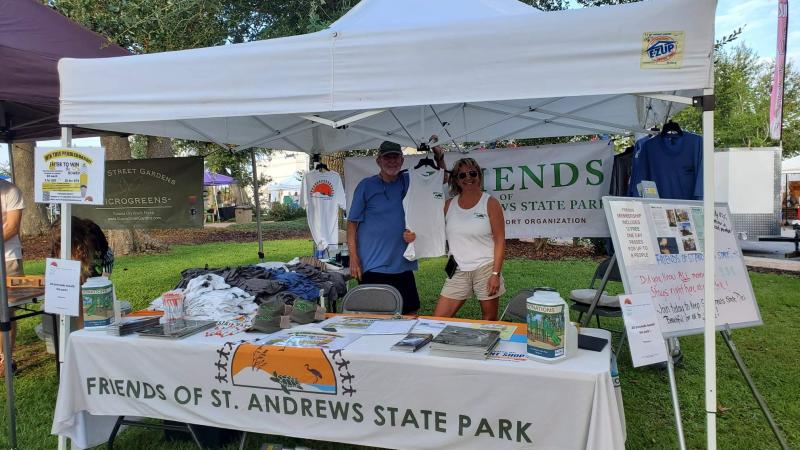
[73,157,203,229]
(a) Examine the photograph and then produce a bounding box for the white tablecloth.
[52,321,624,450]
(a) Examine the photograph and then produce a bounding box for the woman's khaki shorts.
[440,262,505,301]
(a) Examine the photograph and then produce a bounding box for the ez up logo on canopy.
[641,31,684,69]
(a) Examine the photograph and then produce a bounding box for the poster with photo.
[690,207,705,249]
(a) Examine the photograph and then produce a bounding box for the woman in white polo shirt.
[434,157,506,320]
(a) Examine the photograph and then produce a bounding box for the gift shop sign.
[35,147,105,205]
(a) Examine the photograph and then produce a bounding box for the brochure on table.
[34,147,105,205]
[604,197,762,338]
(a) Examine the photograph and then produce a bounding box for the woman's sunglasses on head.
[457,170,479,180]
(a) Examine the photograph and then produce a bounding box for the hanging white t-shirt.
[403,166,446,260]
[300,170,346,251]
[0,179,24,261]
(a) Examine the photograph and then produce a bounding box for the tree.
[10,142,52,236]
[673,45,800,157]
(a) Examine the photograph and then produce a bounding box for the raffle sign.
[605,197,762,337]
[344,141,614,238]
[34,147,105,205]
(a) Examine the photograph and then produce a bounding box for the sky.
[2,0,798,167]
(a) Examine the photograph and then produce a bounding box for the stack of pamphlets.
[137,319,216,339]
[429,325,501,360]
[390,333,433,352]
[108,316,161,336]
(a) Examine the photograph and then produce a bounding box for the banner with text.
[53,323,623,450]
[73,157,203,229]
[605,197,762,337]
[344,141,613,238]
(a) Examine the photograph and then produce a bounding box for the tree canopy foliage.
[674,45,800,156]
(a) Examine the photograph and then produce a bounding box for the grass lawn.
[229,217,310,233]
[1,239,798,449]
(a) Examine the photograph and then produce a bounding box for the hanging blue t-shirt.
[629,132,703,200]
[349,172,417,274]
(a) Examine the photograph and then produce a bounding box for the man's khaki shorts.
[440,262,505,301]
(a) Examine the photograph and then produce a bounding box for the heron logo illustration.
[213,338,358,397]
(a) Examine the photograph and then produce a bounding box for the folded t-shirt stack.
[177,266,286,303]
[174,263,348,305]
[151,273,257,322]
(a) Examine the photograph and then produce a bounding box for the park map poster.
[73,157,203,229]
[34,147,105,205]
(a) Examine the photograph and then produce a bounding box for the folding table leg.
[239,431,248,450]
[107,416,125,450]
[50,313,60,379]
[186,423,206,450]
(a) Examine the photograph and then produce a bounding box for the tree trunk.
[100,136,167,255]
[11,142,51,236]
[231,183,250,206]
[146,136,173,158]
[532,238,548,252]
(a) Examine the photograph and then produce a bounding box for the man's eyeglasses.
[457,170,479,180]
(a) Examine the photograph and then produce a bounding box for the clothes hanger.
[660,120,683,136]
[315,162,328,171]
[413,142,438,170]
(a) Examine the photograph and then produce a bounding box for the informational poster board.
[344,141,614,238]
[604,196,762,337]
[34,147,105,205]
[73,157,203,229]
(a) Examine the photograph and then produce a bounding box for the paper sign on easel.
[44,258,81,317]
[619,293,669,367]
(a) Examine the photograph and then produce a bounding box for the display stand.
[720,327,789,449]
[604,197,788,449]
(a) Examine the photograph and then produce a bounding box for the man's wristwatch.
[491,271,501,277]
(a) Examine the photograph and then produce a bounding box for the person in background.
[432,158,506,320]
[0,178,24,376]
[50,217,114,328]
[348,140,444,314]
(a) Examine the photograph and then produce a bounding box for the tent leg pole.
[250,150,264,261]
[8,140,16,184]
[701,88,717,450]
[1,195,17,450]
[57,127,73,450]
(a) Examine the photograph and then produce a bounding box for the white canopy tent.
[782,155,800,174]
[58,0,714,151]
[56,0,720,448]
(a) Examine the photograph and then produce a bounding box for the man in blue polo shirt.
[346,141,422,313]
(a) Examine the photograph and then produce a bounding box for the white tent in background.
[782,155,800,174]
[266,173,303,203]
[56,0,721,448]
